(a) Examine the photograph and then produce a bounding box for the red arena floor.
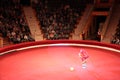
[0,41,120,80]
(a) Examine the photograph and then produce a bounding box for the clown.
[78,49,89,68]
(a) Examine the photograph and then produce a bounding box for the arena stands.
[0,0,119,47]
[33,0,87,40]
[111,19,120,45]
[0,0,35,45]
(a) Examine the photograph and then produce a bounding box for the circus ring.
[0,40,120,80]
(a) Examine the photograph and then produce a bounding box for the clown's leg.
[82,60,87,68]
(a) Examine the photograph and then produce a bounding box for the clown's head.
[80,49,84,53]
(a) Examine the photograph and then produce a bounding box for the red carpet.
[0,46,120,80]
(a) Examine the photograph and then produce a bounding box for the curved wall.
[0,40,120,55]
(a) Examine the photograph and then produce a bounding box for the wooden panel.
[0,37,3,47]
[92,11,108,16]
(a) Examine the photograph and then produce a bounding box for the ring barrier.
[0,40,120,55]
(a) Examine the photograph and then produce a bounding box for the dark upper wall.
[95,0,114,8]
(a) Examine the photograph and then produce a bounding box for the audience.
[33,0,86,40]
[111,19,120,45]
[0,0,35,44]
[2,0,115,46]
